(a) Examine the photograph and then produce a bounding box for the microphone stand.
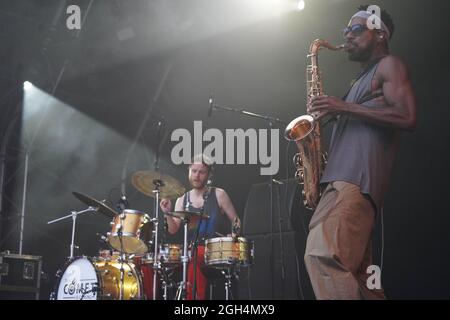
[191,213,203,300]
[208,97,286,125]
[207,96,286,299]
[47,207,96,258]
[274,179,286,298]
[175,215,189,300]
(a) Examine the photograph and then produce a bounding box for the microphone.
[157,116,165,131]
[208,96,214,117]
[96,233,108,243]
[118,195,129,211]
[272,178,284,185]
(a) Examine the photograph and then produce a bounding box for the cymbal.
[72,191,118,219]
[165,210,209,220]
[131,170,185,199]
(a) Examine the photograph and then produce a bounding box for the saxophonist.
[304,6,417,299]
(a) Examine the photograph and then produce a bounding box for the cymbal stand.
[159,266,175,300]
[47,206,96,259]
[221,264,239,300]
[118,213,125,300]
[152,179,164,300]
[175,216,189,300]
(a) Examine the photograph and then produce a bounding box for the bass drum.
[53,256,143,300]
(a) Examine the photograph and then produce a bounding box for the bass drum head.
[55,257,100,300]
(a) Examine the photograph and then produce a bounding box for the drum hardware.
[72,191,118,219]
[151,178,164,300]
[47,207,97,258]
[140,244,181,300]
[221,266,240,300]
[157,263,178,300]
[118,224,125,300]
[167,211,209,300]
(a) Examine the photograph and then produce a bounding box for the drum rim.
[205,236,250,244]
[205,258,253,267]
[120,209,148,216]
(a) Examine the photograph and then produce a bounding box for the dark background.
[0,0,449,299]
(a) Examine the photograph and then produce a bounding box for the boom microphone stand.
[208,96,287,299]
[47,207,96,258]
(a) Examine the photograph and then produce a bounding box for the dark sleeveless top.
[182,187,229,244]
[321,57,400,211]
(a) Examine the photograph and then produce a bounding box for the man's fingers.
[310,95,328,102]
[311,98,329,107]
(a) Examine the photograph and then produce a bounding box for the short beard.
[347,41,376,62]
[190,180,206,190]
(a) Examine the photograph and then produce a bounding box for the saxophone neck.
[310,39,345,54]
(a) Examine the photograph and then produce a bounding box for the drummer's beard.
[189,177,207,190]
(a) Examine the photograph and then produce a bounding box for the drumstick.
[215,232,225,237]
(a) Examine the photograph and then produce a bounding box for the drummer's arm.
[216,188,241,237]
[160,197,182,234]
[165,197,183,234]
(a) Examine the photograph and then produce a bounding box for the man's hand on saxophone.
[309,95,349,120]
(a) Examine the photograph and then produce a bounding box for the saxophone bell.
[284,114,315,141]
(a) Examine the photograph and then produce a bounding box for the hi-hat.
[165,210,209,220]
[72,191,118,219]
[131,170,185,199]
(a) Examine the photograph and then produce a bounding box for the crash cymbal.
[165,210,209,220]
[131,170,185,199]
[72,191,118,219]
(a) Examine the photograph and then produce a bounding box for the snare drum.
[204,237,254,268]
[108,209,154,254]
[53,256,143,300]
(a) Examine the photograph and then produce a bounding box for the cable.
[295,250,305,300]
[380,206,384,273]
[284,140,307,299]
[246,267,252,300]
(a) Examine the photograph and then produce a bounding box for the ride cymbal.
[131,170,185,199]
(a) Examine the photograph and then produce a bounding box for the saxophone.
[284,39,344,210]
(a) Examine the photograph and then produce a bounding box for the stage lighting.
[297,0,305,11]
[23,81,33,90]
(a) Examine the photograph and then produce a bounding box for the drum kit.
[48,170,254,300]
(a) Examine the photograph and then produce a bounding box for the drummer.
[160,154,241,300]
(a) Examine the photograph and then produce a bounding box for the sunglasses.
[342,24,368,37]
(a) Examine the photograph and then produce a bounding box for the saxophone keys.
[293,153,302,166]
[295,169,304,183]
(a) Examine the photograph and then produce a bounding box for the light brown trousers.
[304,181,386,299]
